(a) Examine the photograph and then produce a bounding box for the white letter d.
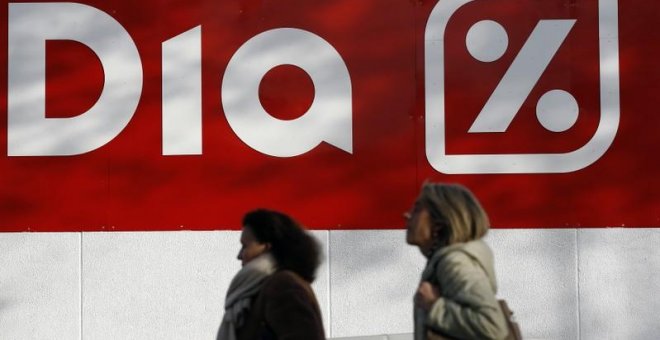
[8,3,142,156]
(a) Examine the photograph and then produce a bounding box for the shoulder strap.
[498,300,524,340]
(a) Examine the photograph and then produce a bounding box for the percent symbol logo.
[466,19,578,134]
[424,0,620,174]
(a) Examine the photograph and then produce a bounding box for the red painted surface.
[0,0,658,231]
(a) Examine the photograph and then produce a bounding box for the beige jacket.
[414,240,509,340]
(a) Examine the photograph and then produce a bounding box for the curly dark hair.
[242,209,321,283]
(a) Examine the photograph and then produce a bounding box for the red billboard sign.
[1,0,658,231]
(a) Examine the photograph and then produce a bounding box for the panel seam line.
[327,230,332,339]
[80,231,83,340]
[575,229,581,340]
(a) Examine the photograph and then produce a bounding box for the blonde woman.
[405,183,509,340]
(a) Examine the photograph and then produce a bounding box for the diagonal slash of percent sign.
[468,19,576,133]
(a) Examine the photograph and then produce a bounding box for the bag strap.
[498,299,523,340]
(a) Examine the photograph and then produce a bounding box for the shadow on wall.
[0,298,13,319]
[332,231,425,302]
[486,229,579,339]
[578,230,659,340]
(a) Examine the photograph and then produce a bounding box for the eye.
[406,203,420,217]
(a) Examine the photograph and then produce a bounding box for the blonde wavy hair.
[417,182,490,247]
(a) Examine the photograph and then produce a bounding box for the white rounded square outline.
[425,0,620,174]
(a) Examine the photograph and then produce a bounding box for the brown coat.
[236,270,325,340]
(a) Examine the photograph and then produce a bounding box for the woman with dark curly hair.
[405,183,509,340]
[217,209,325,340]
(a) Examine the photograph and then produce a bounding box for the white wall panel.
[328,229,580,340]
[310,230,331,338]
[328,230,426,338]
[82,231,239,340]
[3,229,660,339]
[81,230,330,340]
[0,232,81,340]
[330,333,412,340]
[485,229,579,340]
[578,228,660,340]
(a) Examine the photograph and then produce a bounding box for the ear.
[263,242,272,251]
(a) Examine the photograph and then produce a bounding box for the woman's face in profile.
[404,201,434,253]
[237,226,269,266]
